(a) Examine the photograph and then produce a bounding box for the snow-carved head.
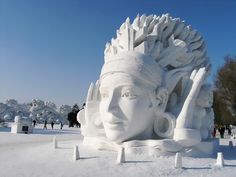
[100,52,167,142]
[99,14,208,143]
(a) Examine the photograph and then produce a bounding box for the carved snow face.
[99,73,155,143]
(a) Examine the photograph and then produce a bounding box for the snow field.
[0,125,236,177]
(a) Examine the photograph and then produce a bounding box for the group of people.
[216,125,232,138]
[32,119,64,130]
[43,120,64,129]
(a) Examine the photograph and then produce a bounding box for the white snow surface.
[1,125,236,177]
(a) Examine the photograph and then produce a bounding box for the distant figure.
[228,127,232,136]
[51,121,54,129]
[33,120,36,127]
[212,127,216,138]
[43,120,47,129]
[219,126,225,138]
[60,121,63,130]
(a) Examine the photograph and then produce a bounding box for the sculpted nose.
[107,94,118,113]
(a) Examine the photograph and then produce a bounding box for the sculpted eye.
[121,89,137,99]
[101,93,109,99]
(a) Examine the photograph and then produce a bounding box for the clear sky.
[0,0,236,106]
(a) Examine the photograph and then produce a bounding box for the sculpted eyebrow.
[99,87,108,92]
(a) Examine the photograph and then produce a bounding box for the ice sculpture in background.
[29,99,71,123]
[78,14,216,155]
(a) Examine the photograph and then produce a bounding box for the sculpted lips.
[103,115,126,130]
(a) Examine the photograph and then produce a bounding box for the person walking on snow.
[51,121,54,129]
[43,119,47,129]
[60,121,63,130]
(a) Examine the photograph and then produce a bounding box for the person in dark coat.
[212,127,216,138]
[60,121,63,130]
[219,126,225,138]
[43,119,47,129]
[33,120,36,127]
[51,121,54,129]
[228,127,232,136]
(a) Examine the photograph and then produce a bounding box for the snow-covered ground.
[0,125,236,177]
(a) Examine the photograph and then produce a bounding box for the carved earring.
[153,112,176,138]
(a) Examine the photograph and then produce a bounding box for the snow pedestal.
[173,128,201,147]
[11,116,33,134]
[116,147,125,164]
[186,138,219,156]
[53,136,58,149]
[73,145,80,160]
[216,152,224,167]
[174,152,182,169]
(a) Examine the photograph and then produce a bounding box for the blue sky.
[0,0,236,106]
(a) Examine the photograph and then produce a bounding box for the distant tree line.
[213,55,236,125]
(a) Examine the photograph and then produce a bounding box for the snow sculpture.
[0,99,70,123]
[0,103,9,120]
[58,104,72,123]
[29,99,63,123]
[78,14,215,155]
[5,99,18,107]
[0,100,29,121]
[45,101,57,110]
[30,99,46,122]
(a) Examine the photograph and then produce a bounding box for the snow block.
[174,152,182,169]
[116,147,125,164]
[73,145,80,160]
[53,136,58,149]
[216,152,224,167]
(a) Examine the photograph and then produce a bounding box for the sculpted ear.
[154,87,169,113]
